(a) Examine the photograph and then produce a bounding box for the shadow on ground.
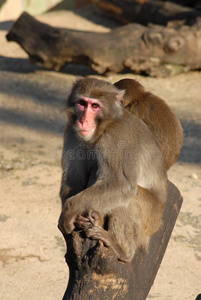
[0,56,96,76]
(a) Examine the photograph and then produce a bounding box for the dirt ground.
[0,6,201,300]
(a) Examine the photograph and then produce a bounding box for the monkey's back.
[127,93,183,170]
[99,109,162,157]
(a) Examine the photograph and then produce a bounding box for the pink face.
[77,97,102,138]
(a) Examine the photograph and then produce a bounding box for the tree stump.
[61,181,183,300]
[6,12,201,76]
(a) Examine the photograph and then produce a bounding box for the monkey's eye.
[91,103,100,109]
[78,99,87,107]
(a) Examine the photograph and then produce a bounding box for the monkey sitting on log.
[58,77,168,263]
[114,78,183,170]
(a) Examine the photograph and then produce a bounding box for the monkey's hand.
[74,210,100,230]
[58,209,100,235]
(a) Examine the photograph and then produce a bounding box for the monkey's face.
[76,97,102,140]
[66,78,125,142]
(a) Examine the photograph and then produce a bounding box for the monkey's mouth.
[79,128,95,136]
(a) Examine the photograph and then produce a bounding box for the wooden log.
[61,181,183,300]
[92,0,201,26]
[6,12,201,76]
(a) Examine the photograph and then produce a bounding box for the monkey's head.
[66,77,125,142]
[114,78,145,107]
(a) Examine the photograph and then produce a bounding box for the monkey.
[58,77,167,263]
[73,186,164,262]
[114,78,183,170]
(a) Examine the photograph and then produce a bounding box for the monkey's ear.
[116,90,125,107]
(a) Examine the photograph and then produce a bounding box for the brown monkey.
[114,78,183,170]
[59,77,167,262]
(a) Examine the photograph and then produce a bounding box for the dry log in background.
[92,0,201,26]
[62,181,183,300]
[6,12,201,76]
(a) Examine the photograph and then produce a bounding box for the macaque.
[59,77,167,262]
[114,78,183,170]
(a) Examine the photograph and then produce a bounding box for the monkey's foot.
[85,225,105,240]
[86,226,130,263]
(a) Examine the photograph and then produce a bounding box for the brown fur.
[59,77,168,262]
[114,78,183,170]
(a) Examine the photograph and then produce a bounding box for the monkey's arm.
[59,167,137,234]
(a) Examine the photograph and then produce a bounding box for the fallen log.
[61,181,183,300]
[6,12,201,76]
[92,0,201,26]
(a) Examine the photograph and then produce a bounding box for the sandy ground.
[0,6,201,300]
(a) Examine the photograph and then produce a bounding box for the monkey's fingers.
[83,210,100,225]
[74,215,93,229]
[85,226,105,240]
[90,211,100,222]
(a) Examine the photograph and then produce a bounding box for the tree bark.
[6,12,201,77]
[61,181,183,300]
[92,0,201,26]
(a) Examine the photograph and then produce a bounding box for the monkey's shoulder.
[98,110,159,152]
[112,110,153,137]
